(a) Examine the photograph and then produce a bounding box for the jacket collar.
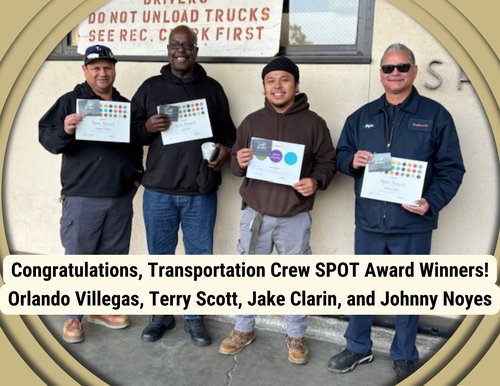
[369,86,420,116]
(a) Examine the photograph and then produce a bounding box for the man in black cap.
[218,56,336,364]
[39,45,143,344]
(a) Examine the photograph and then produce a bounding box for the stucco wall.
[4,0,498,255]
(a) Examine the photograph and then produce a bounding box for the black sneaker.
[184,319,212,346]
[394,360,415,383]
[328,349,374,373]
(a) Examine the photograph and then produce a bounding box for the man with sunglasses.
[329,43,465,383]
[131,25,236,347]
[39,45,143,343]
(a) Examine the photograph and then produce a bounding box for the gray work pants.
[234,206,311,338]
[61,191,135,320]
[60,192,135,255]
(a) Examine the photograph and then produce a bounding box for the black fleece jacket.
[131,63,236,195]
[39,82,143,197]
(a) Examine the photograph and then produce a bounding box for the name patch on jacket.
[362,123,376,130]
[408,119,433,132]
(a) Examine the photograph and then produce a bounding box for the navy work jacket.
[336,87,465,234]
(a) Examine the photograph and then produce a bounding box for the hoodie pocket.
[196,159,221,194]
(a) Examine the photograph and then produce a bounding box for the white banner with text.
[1,255,498,316]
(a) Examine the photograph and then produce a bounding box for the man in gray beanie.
[218,56,336,364]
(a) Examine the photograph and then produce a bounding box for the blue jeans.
[143,189,217,320]
[143,189,217,255]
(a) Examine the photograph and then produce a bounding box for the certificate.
[76,99,130,143]
[361,156,428,205]
[246,137,305,186]
[158,98,212,145]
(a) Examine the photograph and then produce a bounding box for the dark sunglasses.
[168,42,197,50]
[381,63,412,74]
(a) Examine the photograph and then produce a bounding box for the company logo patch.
[408,119,433,132]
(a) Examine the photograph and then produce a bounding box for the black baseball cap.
[83,45,117,65]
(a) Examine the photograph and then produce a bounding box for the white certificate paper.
[361,157,428,205]
[76,99,130,143]
[246,137,305,186]
[159,98,212,145]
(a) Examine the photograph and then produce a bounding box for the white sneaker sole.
[87,316,129,329]
[328,353,374,373]
[63,334,84,344]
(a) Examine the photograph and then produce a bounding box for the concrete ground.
[41,315,446,386]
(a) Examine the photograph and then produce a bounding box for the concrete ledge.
[207,315,446,360]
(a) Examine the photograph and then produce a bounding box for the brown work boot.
[219,329,255,355]
[87,315,129,329]
[286,336,309,364]
[63,318,84,343]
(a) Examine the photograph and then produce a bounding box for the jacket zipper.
[382,107,399,231]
